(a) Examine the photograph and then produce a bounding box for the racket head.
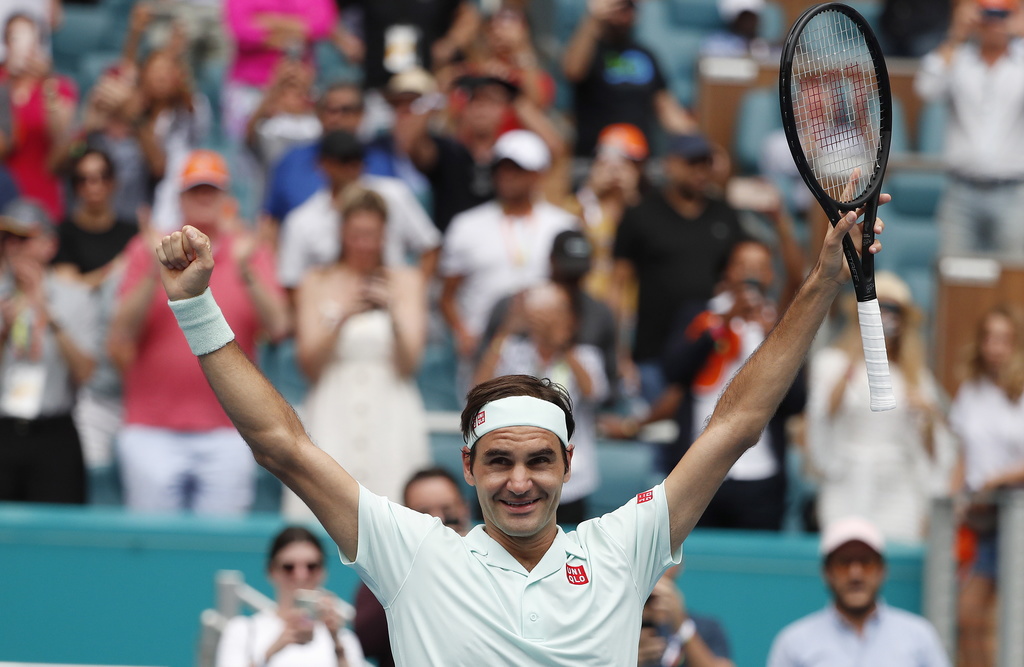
[779,3,893,216]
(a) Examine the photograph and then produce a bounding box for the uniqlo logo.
[475,411,486,427]
[566,564,589,585]
[636,490,654,504]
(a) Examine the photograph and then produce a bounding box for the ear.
[462,447,476,487]
[563,444,574,483]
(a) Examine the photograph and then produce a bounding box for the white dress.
[283,310,430,519]
[806,347,955,542]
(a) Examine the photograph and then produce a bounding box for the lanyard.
[500,213,536,267]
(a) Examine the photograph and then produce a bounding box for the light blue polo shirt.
[343,482,682,665]
[767,602,951,667]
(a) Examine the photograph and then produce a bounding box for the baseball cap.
[493,130,551,172]
[319,130,365,163]
[386,67,438,99]
[874,271,913,310]
[668,133,714,161]
[179,150,229,192]
[0,198,55,237]
[597,123,649,161]
[820,517,886,558]
[977,0,1018,11]
[550,229,593,280]
[455,73,519,100]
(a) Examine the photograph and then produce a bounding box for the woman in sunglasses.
[216,526,366,667]
[806,272,956,542]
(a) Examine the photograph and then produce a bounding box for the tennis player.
[153,199,886,664]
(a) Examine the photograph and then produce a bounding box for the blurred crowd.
[1,0,1024,663]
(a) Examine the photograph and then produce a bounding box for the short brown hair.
[461,375,575,471]
[337,185,388,222]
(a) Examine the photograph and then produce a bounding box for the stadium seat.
[917,100,948,157]
[556,0,589,44]
[873,214,940,274]
[646,29,705,108]
[666,0,727,31]
[590,440,662,517]
[759,1,786,43]
[733,87,782,174]
[885,169,946,218]
[53,6,118,76]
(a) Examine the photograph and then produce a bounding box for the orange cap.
[180,150,230,192]
[596,123,649,161]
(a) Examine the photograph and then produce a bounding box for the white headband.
[465,395,570,449]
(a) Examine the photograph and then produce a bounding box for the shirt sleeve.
[765,629,797,667]
[914,50,953,102]
[53,281,101,358]
[224,0,269,49]
[612,208,641,263]
[438,214,471,277]
[343,485,446,608]
[386,181,441,255]
[214,615,252,667]
[277,209,309,288]
[915,619,952,667]
[574,343,609,403]
[587,482,682,601]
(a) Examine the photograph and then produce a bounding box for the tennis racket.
[779,3,896,412]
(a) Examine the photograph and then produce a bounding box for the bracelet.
[167,288,235,356]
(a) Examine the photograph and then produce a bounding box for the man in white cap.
[439,129,578,394]
[767,517,950,667]
[149,183,888,663]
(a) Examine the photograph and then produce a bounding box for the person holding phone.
[0,12,77,220]
[215,526,366,667]
[288,185,430,517]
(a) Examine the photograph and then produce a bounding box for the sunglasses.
[323,104,363,115]
[72,171,112,186]
[278,561,322,574]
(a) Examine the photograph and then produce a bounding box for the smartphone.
[294,589,321,619]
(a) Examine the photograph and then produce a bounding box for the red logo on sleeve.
[566,564,589,585]
[475,411,486,427]
[636,490,654,504]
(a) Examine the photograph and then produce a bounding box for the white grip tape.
[167,288,235,356]
[857,299,896,412]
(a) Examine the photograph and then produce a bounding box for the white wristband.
[678,618,697,645]
[167,288,235,356]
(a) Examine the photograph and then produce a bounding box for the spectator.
[606,237,805,531]
[362,68,439,206]
[222,0,338,145]
[610,133,745,405]
[0,198,96,504]
[245,60,321,175]
[263,82,366,224]
[216,525,367,667]
[74,63,154,222]
[276,130,440,293]
[52,149,136,474]
[136,48,213,231]
[119,0,229,82]
[331,0,479,93]
[806,272,955,542]
[701,0,770,59]
[564,123,647,303]
[562,0,696,156]
[108,150,289,514]
[949,304,1024,667]
[479,229,619,401]
[0,12,77,220]
[0,0,59,62]
[475,283,609,523]
[408,73,563,232]
[767,517,950,667]
[353,467,471,667]
[639,568,734,667]
[915,0,1024,260]
[287,186,429,515]
[439,129,577,392]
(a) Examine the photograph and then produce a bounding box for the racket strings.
[791,10,882,204]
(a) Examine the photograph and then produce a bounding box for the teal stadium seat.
[52,6,117,85]
[758,1,786,43]
[590,440,662,517]
[917,100,948,156]
[733,87,781,174]
[885,169,946,217]
[665,0,727,31]
[646,29,705,108]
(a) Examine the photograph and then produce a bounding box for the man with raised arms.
[152,198,886,664]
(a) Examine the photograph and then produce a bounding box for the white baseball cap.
[820,517,886,557]
[493,130,551,172]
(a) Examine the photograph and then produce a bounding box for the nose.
[506,464,532,495]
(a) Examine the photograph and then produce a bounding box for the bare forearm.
[241,271,292,342]
[51,326,96,386]
[296,323,342,382]
[562,16,602,82]
[564,348,596,399]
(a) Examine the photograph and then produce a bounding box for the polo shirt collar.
[465,524,588,578]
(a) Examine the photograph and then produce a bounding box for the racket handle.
[857,299,896,412]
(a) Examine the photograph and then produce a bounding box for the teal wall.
[0,504,924,667]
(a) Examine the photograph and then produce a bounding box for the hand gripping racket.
[779,3,896,411]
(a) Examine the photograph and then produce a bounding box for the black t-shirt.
[572,38,668,156]
[423,134,493,232]
[52,219,137,274]
[343,0,463,90]
[613,191,743,361]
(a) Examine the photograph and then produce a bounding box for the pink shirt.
[225,0,338,86]
[0,71,78,220]
[118,233,282,431]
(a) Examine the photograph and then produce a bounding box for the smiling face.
[463,426,572,541]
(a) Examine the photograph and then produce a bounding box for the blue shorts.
[972,533,998,580]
